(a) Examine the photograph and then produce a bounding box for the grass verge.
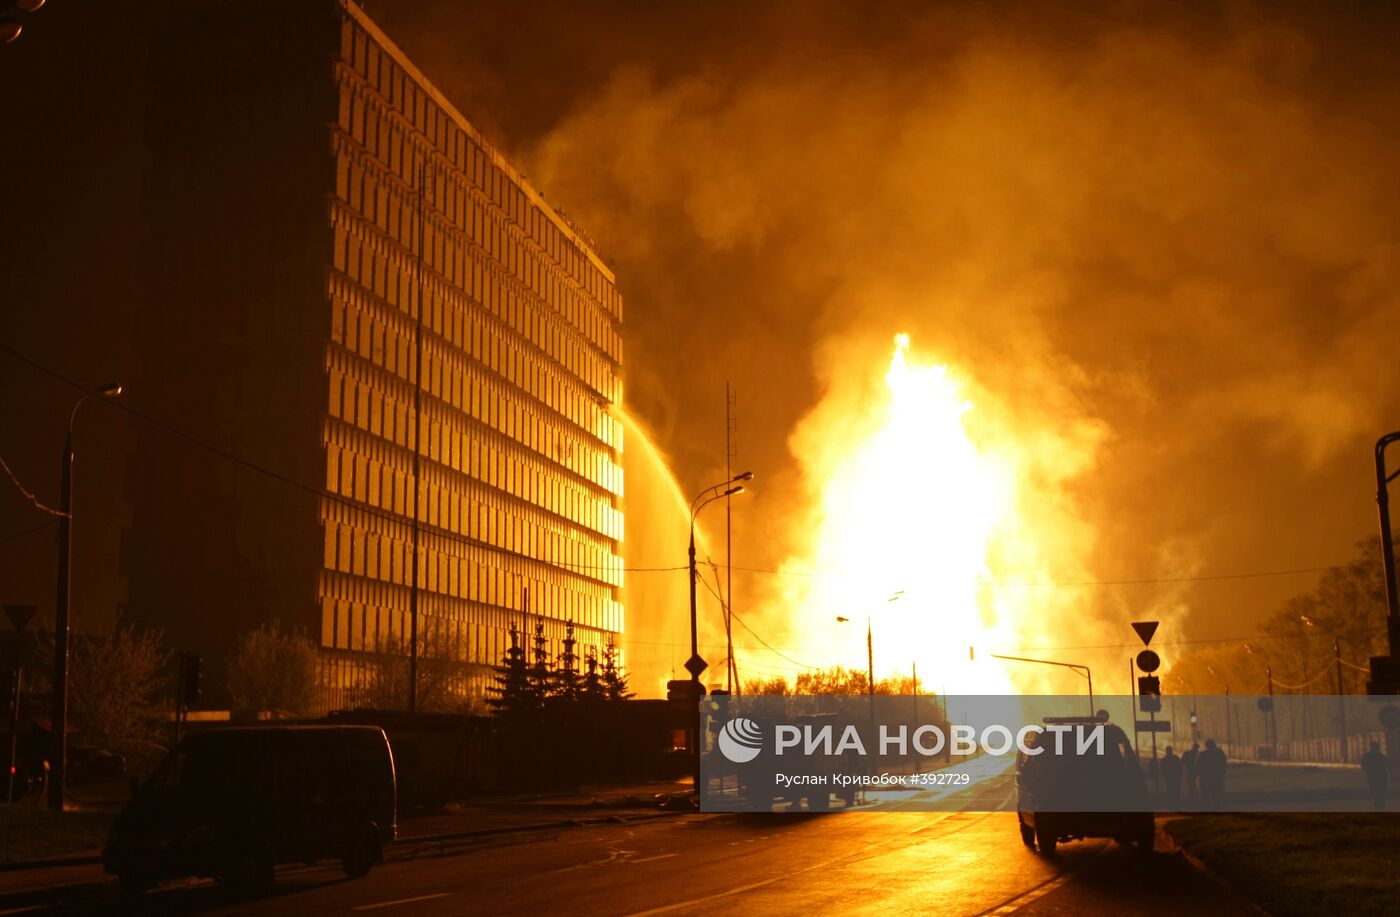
[1166,813,1400,917]
[0,806,113,865]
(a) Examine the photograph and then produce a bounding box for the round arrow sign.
[1135,649,1161,673]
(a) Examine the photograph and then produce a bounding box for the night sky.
[364,0,1400,651]
[4,1,1400,681]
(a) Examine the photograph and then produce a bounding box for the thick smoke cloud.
[374,1,1400,686]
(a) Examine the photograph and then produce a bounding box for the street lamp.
[1245,643,1277,760]
[1206,664,1232,747]
[1301,614,1350,762]
[991,653,1095,717]
[835,591,902,702]
[49,382,122,811]
[688,472,751,794]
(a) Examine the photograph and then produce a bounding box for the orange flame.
[777,333,1019,692]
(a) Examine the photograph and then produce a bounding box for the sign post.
[1131,621,1162,790]
[3,604,36,805]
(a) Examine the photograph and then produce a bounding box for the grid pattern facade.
[317,4,624,707]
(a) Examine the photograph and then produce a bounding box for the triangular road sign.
[3,604,37,633]
[1131,621,1159,646]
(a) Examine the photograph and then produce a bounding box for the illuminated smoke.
[374,2,1400,690]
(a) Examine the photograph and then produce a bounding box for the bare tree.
[746,675,790,695]
[227,621,319,716]
[354,632,488,714]
[35,617,171,773]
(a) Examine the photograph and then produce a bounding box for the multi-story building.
[119,0,623,708]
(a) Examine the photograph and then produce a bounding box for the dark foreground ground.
[4,762,1397,916]
[6,810,1263,917]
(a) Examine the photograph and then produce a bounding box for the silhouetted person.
[1182,742,1200,805]
[1199,739,1227,810]
[1360,741,1388,811]
[1160,746,1182,809]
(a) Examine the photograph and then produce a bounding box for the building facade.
[318,3,624,706]
[114,0,622,710]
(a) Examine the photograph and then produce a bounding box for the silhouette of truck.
[1015,717,1153,854]
[104,725,396,891]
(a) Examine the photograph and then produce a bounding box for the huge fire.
[777,333,1021,693]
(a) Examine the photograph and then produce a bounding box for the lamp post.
[836,591,901,709]
[688,472,751,794]
[1207,664,1232,748]
[1375,433,1400,654]
[991,653,1094,717]
[1302,614,1349,762]
[50,382,123,811]
[1245,643,1276,760]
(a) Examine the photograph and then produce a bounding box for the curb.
[1162,823,1272,917]
[0,854,102,874]
[390,810,681,855]
[0,810,686,910]
[0,878,113,912]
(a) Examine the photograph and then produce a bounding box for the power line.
[0,520,58,546]
[0,343,672,579]
[0,347,1370,598]
[720,562,1349,588]
[976,567,1347,587]
[695,565,818,670]
[1269,666,1337,691]
[0,454,66,517]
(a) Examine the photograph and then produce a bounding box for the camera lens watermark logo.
[717,717,764,763]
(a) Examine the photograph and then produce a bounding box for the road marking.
[983,873,1075,914]
[975,840,1110,916]
[622,811,975,916]
[632,853,679,864]
[353,892,452,910]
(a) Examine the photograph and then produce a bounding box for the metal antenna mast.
[725,383,738,693]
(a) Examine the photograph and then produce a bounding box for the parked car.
[68,745,126,785]
[104,725,396,891]
[1015,717,1153,854]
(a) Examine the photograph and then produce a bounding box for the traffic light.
[666,679,705,704]
[179,654,202,705]
[1137,675,1161,713]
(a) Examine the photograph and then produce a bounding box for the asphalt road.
[31,762,1259,916]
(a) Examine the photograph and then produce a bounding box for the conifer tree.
[582,645,605,701]
[600,635,634,702]
[554,620,582,701]
[487,621,534,717]
[528,621,553,702]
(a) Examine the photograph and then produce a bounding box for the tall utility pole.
[724,383,737,694]
[1335,639,1348,762]
[50,384,122,811]
[689,476,750,793]
[866,615,874,702]
[1225,684,1232,746]
[1130,658,1140,759]
[1267,664,1276,758]
[408,156,427,712]
[1376,433,1400,659]
[911,661,918,774]
[49,435,73,811]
